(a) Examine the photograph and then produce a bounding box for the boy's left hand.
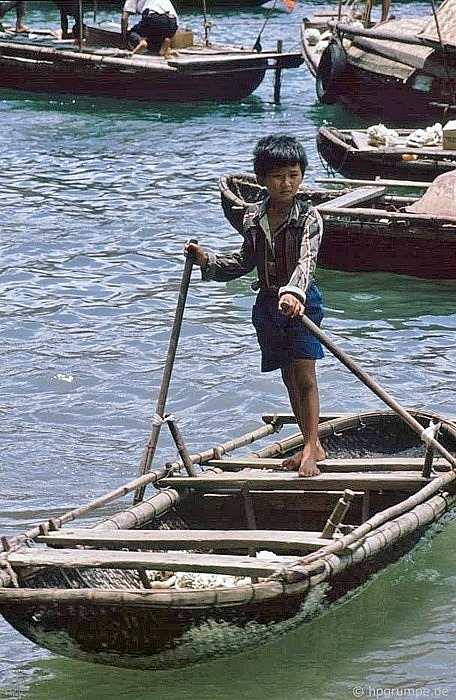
[279,294,304,319]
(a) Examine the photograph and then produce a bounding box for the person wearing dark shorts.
[185,134,326,478]
[53,1,85,42]
[252,283,324,372]
[121,0,178,58]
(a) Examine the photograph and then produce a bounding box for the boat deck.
[0,29,302,73]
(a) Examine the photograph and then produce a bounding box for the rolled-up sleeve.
[201,235,256,282]
[279,207,323,305]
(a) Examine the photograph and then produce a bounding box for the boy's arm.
[185,237,256,283]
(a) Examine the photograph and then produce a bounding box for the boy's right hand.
[184,241,208,267]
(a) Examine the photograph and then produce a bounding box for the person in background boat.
[0,1,27,33]
[53,1,85,42]
[121,0,178,58]
[185,135,325,478]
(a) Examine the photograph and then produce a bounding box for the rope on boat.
[152,412,175,427]
[0,557,19,588]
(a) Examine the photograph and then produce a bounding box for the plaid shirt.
[202,195,323,305]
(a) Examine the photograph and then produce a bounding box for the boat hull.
[0,54,267,102]
[1,410,456,669]
[334,63,453,125]
[319,215,456,279]
[0,523,432,669]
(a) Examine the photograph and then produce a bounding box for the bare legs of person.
[281,358,325,477]
[159,37,171,58]
[15,2,28,32]
[131,37,148,54]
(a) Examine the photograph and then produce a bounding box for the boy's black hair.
[253,134,308,178]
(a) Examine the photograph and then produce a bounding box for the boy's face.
[259,164,303,206]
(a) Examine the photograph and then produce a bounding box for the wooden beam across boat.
[205,457,451,472]
[37,528,334,551]
[6,548,299,578]
[315,177,431,189]
[159,471,433,492]
[316,185,387,210]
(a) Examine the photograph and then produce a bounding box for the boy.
[185,134,325,477]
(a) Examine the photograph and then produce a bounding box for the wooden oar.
[133,243,197,503]
[287,307,456,470]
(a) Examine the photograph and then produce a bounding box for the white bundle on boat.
[367,124,399,147]
[145,569,251,589]
[405,123,442,148]
[305,28,321,46]
[145,550,282,589]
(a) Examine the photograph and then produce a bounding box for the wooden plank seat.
[205,457,450,472]
[317,185,387,211]
[7,548,302,578]
[159,470,433,493]
[37,529,334,552]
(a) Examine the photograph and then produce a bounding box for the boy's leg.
[281,358,325,477]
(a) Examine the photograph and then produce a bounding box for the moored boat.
[219,171,456,279]
[301,0,456,123]
[0,20,301,102]
[317,124,456,181]
[1,407,456,669]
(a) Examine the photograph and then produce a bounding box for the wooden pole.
[315,177,430,189]
[133,243,196,503]
[273,39,283,105]
[293,311,456,469]
[78,0,83,49]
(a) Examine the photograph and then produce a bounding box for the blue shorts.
[252,282,324,372]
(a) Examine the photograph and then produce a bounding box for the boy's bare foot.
[282,440,326,473]
[15,25,29,33]
[298,455,321,477]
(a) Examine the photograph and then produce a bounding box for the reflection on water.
[1,1,455,698]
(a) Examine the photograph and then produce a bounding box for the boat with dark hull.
[301,0,456,124]
[0,21,301,102]
[1,408,456,669]
[219,172,456,279]
[317,125,456,181]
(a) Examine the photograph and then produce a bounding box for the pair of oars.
[134,251,456,504]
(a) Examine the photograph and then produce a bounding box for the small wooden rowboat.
[1,408,456,670]
[317,125,456,181]
[219,172,456,279]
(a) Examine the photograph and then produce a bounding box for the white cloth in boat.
[123,0,178,20]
